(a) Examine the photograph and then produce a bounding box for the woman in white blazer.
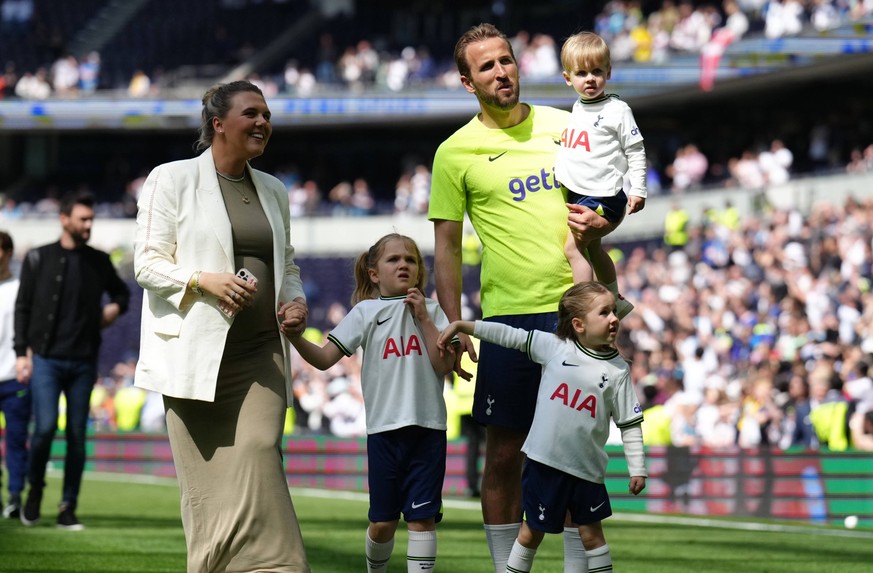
[134,80,311,572]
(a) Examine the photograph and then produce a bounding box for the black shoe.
[3,494,22,519]
[57,503,85,531]
[20,488,42,526]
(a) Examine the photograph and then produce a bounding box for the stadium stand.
[2,0,873,448]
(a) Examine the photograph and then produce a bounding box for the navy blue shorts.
[521,458,612,533]
[473,313,558,431]
[569,189,628,224]
[367,426,445,523]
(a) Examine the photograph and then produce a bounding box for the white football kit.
[554,94,647,200]
[474,321,646,483]
[328,295,449,434]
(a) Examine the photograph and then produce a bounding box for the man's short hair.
[59,190,96,216]
[454,23,514,79]
[0,230,12,252]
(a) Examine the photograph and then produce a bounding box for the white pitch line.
[79,471,872,539]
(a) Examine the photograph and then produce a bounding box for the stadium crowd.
[2,133,872,222]
[2,0,872,100]
[54,191,873,455]
[2,0,872,452]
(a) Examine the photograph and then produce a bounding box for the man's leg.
[481,425,526,573]
[0,379,31,518]
[22,355,63,525]
[60,359,97,511]
[461,415,483,496]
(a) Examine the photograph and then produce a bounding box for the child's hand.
[437,322,460,351]
[278,299,308,339]
[628,196,646,214]
[404,288,430,322]
[629,476,646,495]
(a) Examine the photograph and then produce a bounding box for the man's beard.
[477,83,519,111]
[68,228,90,246]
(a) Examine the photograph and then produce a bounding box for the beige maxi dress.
[164,174,310,572]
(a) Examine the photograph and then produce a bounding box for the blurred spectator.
[653,0,681,34]
[406,164,431,215]
[50,54,79,98]
[78,51,101,94]
[338,46,362,90]
[628,19,653,62]
[382,47,412,92]
[327,181,352,216]
[14,67,51,99]
[520,33,560,80]
[849,410,873,450]
[737,377,783,447]
[127,69,151,98]
[764,0,805,39]
[315,32,338,84]
[296,67,317,96]
[321,376,366,437]
[289,180,322,218]
[846,144,873,174]
[697,388,739,447]
[510,30,530,63]
[664,200,690,250]
[1,61,17,98]
[758,139,793,186]
[355,40,378,85]
[669,1,713,53]
[667,143,708,191]
[348,178,375,216]
[728,150,766,188]
[246,72,278,97]
[139,390,165,432]
[810,0,841,31]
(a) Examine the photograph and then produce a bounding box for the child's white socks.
[505,539,536,573]
[407,529,437,572]
[562,526,588,573]
[365,533,394,572]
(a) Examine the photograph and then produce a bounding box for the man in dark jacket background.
[14,190,130,530]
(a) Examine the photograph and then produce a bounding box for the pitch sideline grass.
[0,471,870,572]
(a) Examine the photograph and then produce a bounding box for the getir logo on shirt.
[508,166,560,202]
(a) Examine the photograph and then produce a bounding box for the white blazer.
[133,148,305,405]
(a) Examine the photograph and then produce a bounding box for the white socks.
[485,523,522,573]
[365,533,394,572]
[586,544,612,573]
[407,529,437,572]
[562,527,588,573]
[505,539,536,573]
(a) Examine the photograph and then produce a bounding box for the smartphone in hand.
[219,268,258,317]
[237,268,258,287]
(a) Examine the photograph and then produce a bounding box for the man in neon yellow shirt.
[429,23,589,573]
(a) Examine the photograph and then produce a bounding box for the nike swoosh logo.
[562,360,579,367]
[553,138,561,145]
[376,317,391,325]
[488,151,507,161]
[590,501,606,512]
[411,500,431,509]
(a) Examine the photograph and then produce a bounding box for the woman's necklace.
[216,170,251,204]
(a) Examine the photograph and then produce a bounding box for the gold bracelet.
[191,271,204,295]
